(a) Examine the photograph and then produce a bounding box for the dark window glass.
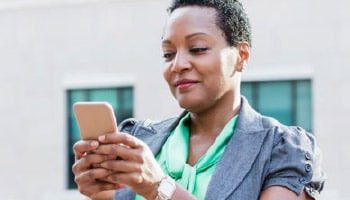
[241,80,312,132]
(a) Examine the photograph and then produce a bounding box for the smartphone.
[73,102,117,140]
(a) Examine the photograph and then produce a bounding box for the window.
[241,80,312,132]
[66,87,134,189]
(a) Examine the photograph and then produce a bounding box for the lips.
[174,79,199,90]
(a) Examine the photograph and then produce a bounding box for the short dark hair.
[167,0,252,47]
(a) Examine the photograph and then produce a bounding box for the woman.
[72,0,326,199]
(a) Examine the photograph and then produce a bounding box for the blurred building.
[0,0,348,199]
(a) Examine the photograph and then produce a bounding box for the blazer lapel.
[205,129,267,199]
[143,112,185,155]
[205,97,268,200]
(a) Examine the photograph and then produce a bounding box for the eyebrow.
[162,32,209,44]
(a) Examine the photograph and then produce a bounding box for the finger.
[98,132,141,148]
[105,172,143,185]
[77,181,121,197]
[72,154,116,174]
[75,167,114,185]
[73,140,99,160]
[92,154,117,168]
[99,159,142,173]
[93,143,143,162]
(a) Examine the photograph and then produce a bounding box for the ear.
[236,42,250,72]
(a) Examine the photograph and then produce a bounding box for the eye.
[189,47,209,54]
[162,52,176,61]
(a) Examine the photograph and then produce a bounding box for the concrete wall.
[0,0,348,199]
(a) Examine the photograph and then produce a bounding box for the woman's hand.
[72,139,124,200]
[94,132,166,200]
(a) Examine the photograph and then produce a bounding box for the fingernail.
[90,141,99,147]
[98,135,105,141]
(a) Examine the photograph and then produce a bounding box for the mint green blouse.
[135,113,238,200]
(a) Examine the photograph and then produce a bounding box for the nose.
[171,50,192,73]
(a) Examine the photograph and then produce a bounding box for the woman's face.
[162,6,246,113]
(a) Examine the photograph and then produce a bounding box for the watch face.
[158,177,176,199]
[159,181,174,196]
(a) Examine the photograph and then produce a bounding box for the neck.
[189,94,241,137]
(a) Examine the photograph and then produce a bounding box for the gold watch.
[155,176,176,200]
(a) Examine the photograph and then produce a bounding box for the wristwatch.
[155,176,176,200]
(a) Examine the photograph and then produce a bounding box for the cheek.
[221,48,238,75]
[219,61,231,78]
[206,65,232,93]
[162,67,171,86]
[209,61,229,80]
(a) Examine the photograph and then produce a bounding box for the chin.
[175,94,206,112]
[177,101,202,113]
[177,100,193,111]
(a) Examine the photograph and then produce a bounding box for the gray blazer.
[114,97,325,200]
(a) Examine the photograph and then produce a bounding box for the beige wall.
[0,0,348,199]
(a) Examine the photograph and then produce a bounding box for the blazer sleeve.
[262,126,326,199]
